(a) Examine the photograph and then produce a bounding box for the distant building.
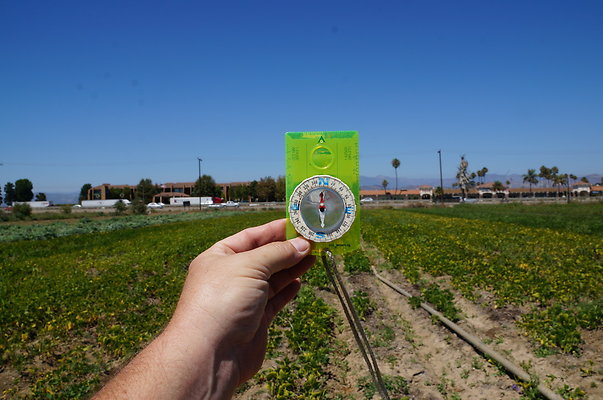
[476,182,509,199]
[88,184,134,201]
[360,182,603,201]
[572,182,592,196]
[87,181,250,203]
[89,181,602,204]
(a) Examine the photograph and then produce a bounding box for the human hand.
[93,218,314,400]
[165,218,315,397]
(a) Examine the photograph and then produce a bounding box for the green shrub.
[0,208,11,222]
[13,203,32,220]
[302,257,330,288]
[358,375,410,399]
[575,299,603,329]
[557,384,587,399]
[114,200,128,215]
[344,249,371,273]
[62,205,72,215]
[520,305,582,354]
[131,199,147,215]
[421,283,460,322]
[520,300,603,355]
[351,290,375,320]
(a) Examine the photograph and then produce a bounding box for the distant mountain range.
[45,192,79,205]
[360,174,603,189]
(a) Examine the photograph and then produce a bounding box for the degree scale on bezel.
[289,175,356,242]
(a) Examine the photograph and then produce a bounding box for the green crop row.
[256,255,341,399]
[362,209,603,354]
[0,210,250,242]
[0,211,281,399]
[259,284,336,399]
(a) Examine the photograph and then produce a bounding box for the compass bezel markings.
[289,175,356,243]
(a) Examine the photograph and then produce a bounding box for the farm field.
[1,204,602,399]
[0,209,251,242]
[405,202,603,237]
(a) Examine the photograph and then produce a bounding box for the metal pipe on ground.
[370,265,563,400]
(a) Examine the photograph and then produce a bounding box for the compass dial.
[289,175,356,242]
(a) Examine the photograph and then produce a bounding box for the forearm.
[92,220,311,399]
[93,325,238,400]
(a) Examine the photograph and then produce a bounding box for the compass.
[289,175,356,242]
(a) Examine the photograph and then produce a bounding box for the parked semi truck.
[80,199,131,208]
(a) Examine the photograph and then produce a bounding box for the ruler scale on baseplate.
[285,131,389,399]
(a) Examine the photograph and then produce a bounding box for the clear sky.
[1,0,602,193]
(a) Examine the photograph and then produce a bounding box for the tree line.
[452,156,597,199]
[1,179,46,206]
[1,175,287,207]
[77,175,287,205]
[522,166,592,197]
[190,175,286,202]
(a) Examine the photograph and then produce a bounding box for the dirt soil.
[343,244,602,399]
[236,242,602,399]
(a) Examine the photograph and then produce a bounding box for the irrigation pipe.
[370,265,563,400]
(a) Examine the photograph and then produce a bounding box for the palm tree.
[562,173,572,203]
[552,173,566,198]
[382,179,389,195]
[523,169,538,197]
[391,158,400,195]
[481,167,489,183]
[491,181,505,192]
[539,165,551,187]
[477,169,484,183]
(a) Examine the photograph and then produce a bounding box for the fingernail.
[290,237,310,253]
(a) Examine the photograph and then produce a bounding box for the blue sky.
[1,0,602,193]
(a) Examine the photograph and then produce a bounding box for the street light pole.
[197,157,202,210]
[438,150,444,204]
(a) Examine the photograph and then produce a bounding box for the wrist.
[159,320,239,400]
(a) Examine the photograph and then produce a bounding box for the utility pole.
[197,157,202,210]
[438,150,444,204]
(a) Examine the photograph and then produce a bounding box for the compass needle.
[319,191,326,228]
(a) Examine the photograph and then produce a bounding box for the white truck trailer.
[170,197,213,206]
[13,201,51,208]
[80,199,131,208]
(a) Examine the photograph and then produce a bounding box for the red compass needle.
[318,191,326,228]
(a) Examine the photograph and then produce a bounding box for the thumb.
[241,236,311,277]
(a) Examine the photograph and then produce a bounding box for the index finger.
[213,218,287,255]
